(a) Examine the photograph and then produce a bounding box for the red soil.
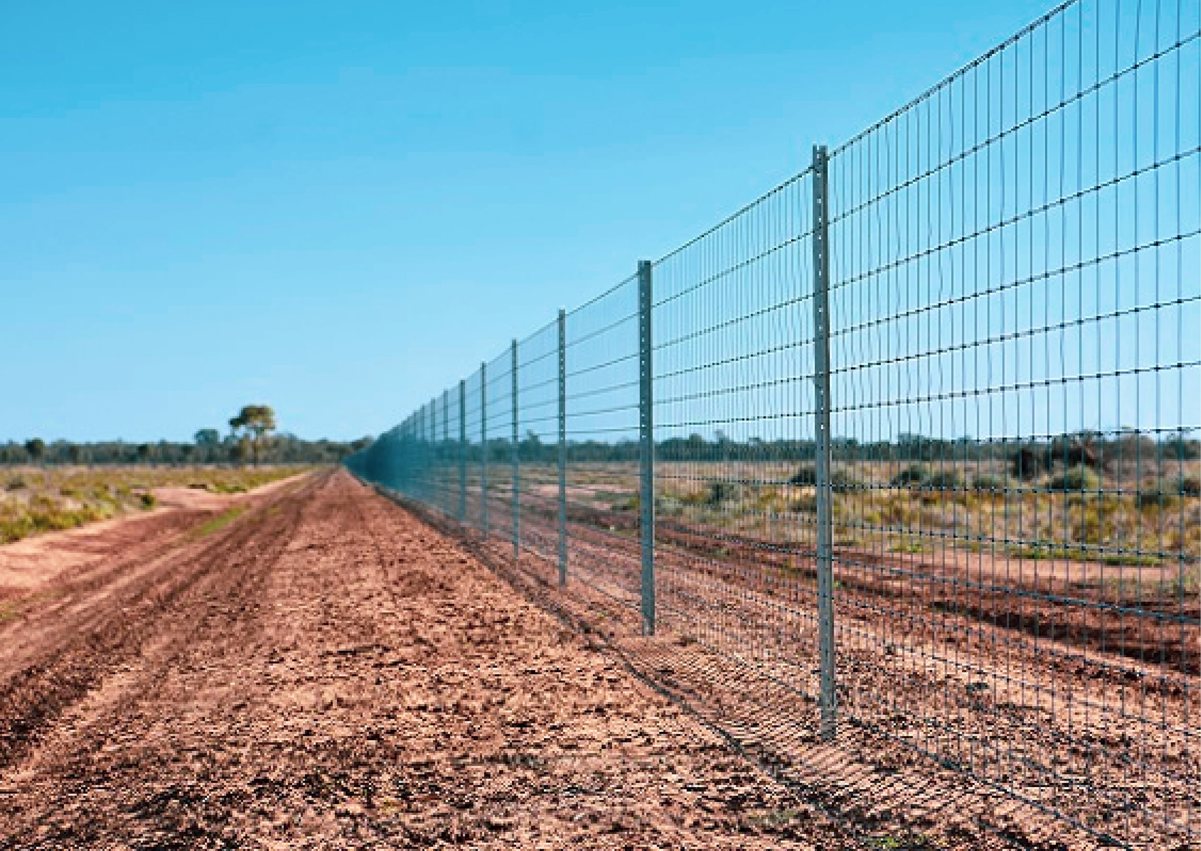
[0,470,853,849]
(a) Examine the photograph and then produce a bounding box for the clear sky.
[2,0,1067,442]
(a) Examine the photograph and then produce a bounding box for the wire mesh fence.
[346,0,1199,845]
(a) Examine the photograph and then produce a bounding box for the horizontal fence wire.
[825,0,1199,843]
[516,318,561,580]
[344,0,1199,846]
[562,276,643,616]
[651,167,825,715]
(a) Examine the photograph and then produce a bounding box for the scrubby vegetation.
[0,466,308,544]
[0,436,369,467]
[351,428,1201,584]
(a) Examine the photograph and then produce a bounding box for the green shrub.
[972,474,1008,491]
[655,494,682,516]
[924,470,964,490]
[788,465,818,486]
[1047,466,1101,491]
[706,481,743,505]
[5,476,26,491]
[1181,476,1201,498]
[139,492,157,509]
[789,465,860,489]
[891,465,930,487]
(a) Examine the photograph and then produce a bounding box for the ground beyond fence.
[348,0,1200,846]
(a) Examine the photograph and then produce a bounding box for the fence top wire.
[654,166,815,267]
[567,272,638,318]
[830,0,1080,159]
[518,314,559,349]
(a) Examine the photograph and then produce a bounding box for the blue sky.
[2,0,1089,442]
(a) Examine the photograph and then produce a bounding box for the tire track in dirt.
[0,470,857,849]
[0,474,323,771]
[422,492,1198,848]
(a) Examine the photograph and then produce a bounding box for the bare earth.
[0,478,298,597]
[0,470,853,849]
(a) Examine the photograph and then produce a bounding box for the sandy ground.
[444,489,1198,849]
[0,476,300,597]
[0,470,855,849]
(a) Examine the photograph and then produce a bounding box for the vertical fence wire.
[560,276,643,618]
[464,365,484,533]
[515,318,562,580]
[649,167,822,721]
[344,0,1199,845]
[825,0,1199,842]
[485,349,515,550]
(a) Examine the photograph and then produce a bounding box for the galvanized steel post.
[638,260,656,636]
[811,144,837,741]
[429,400,436,505]
[510,339,520,562]
[458,379,467,522]
[557,308,568,587]
[442,389,449,513]
[419,403,427,502]
[404,415,410,494]
[480,362,489,537]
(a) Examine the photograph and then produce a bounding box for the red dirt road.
[0,470,852,849]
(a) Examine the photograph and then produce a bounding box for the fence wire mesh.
[823,0,1200,842]
[346,0,1199,845]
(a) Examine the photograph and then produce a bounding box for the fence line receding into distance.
[347,1,1200,846]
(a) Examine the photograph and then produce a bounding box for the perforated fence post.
[638,260,656,636]
[480,362,489,538]
[511,339,520,563]
[811,143,837,741]
[458,379,467,522]
[557,308,568,587]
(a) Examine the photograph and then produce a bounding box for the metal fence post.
[510,339,520,562]
[430,398,437,509]
[480,362,489,537]
[444,388,451,511]
[458,379,467,522]
[419,403,427,502]
[811,143,837,741]
[638,260,656,636]
[557,308,568,587]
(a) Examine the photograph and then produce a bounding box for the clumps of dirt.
[0,471,854,849]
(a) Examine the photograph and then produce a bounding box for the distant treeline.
[345,427,1200,483]
[2,434,373,466]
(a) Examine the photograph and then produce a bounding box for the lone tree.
[194,428,221,446]
[24,438,46,465]
[229,405,276,466]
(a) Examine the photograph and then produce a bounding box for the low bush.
[789,465,861,489]
[788,465,818,486]
[924,470,964,490]
[706,480,743,505]
[972,474,1008,491]
[891,465,930,487]
[1047,466,1101,492]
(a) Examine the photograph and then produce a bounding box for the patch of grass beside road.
[193,505,248,538]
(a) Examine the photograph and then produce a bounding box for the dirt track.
[0,470,852,849]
